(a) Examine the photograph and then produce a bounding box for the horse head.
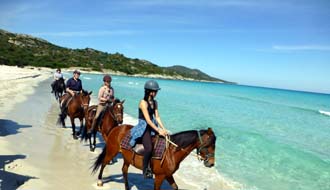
[197,128,216,168]
[110,99,125,124]
[80,90,92,112]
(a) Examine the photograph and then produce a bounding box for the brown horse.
[57,90,92,139]
[81,99,125,151]
[92,125,216,190]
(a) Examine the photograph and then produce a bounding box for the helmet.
[103,74,112,82]
[144,80,161,91]
[73,70,81,75]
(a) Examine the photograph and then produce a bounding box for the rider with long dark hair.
[129,80,168,179]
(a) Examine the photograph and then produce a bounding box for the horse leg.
[91,130,97,152]
[70,117,78,140]
[76,118,83,136]
[122,161,130,190]
[154,174,166,190]
[97,146,119,186]
[87,134,93,151]
[166,175,178,190]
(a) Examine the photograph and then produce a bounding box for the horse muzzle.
[203,154,215,168]
[204,159,214,168]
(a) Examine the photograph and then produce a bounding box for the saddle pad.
[121,133,132,150]
[120,133,166,159]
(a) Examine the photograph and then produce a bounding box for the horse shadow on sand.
[102,172,178,190]
[0,119,32,137]
[0,154,38,190]
[0,120,37,189]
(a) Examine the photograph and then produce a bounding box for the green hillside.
[0,29,232,83]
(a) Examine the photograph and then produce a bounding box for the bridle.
[197,131,215,162]
[165,130,215,162]
[108,103,123,123]
[78,93,90,110]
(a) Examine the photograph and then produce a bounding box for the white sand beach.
[0,65,197,190]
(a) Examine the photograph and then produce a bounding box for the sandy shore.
[0,65,196,190]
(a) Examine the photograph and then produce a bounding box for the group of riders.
[51,68,168,179]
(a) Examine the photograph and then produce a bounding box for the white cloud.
[273,45,330,51]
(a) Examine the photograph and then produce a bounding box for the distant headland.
[0,29,235,83]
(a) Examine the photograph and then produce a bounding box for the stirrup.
[143,168,153,179]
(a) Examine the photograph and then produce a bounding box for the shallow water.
[78,73,330,190]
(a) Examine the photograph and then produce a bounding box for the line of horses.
[52,81,217,190]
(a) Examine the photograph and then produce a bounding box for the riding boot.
[143,152,153,179]
[143,164,153,179]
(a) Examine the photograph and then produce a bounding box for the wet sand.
[0,65,195,190]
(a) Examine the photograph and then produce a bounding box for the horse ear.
[207,128,213,134]
[89,91,93,95]
[121,99,125,104]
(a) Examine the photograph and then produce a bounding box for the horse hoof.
[171,184,178,190]
[97,180,103,186]
[76,131,81,136]
[90,147,95,152]
[73,135,78,140]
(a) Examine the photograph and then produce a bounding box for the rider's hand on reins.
[158,128,167,137]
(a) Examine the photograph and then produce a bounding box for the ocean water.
[68,72,330,190]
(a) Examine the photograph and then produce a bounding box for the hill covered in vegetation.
[0,29,232,83]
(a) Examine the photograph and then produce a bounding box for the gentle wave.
[176,155,244,190]
[319,110,330,116]
[226,94,321,115]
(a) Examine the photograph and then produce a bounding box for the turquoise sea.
[71,72,330,190]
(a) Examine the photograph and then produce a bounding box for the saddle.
[87,105,108,130]
[60,94,73,108]
[121,133,166,160]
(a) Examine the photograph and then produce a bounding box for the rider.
[61,70,83,108]
[88,74,115,135]
[51,68,64,93]
[129,80,167,179]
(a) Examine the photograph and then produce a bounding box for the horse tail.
[57,106,67,126]
[91,146,107,174]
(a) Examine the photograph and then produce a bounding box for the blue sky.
[1,0,330,93]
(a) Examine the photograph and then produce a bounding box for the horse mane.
[169,129,216,149]
[113,98,121,104]
[82,89,89,96]
[170,130,198,148]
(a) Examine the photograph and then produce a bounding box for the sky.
[1,0,330,93]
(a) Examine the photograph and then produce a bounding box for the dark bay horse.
[54,78,66,101]
[81,99,125,151]
[92,126,216,190]
[57,90,92,139]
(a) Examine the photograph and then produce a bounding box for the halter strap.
[165,130,211,161]
[198,130,215,162]
[197,130,203,144]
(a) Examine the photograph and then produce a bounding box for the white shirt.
[54,72,63,80]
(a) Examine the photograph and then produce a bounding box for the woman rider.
[88,74,114,134]
[129,80,168,179]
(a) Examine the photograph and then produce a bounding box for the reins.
[164,131,206,160]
